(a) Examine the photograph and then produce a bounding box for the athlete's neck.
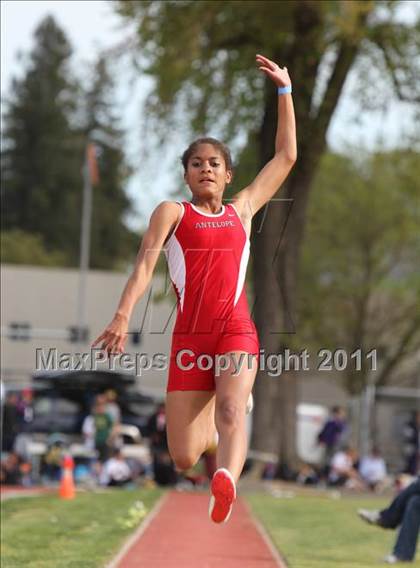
[190,198,223,215]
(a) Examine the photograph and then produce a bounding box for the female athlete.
[92,53,296,523]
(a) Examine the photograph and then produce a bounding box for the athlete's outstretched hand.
[91,313,128,357]
[256,54,291,87]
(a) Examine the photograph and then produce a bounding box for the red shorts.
[167,318,260,392]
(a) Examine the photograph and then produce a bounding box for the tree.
[1,229,68,266]
[1,16,83,265]
[299,148,420,395]
[1,17,138,270]
[115,0,420,465]
[82,57,138,269]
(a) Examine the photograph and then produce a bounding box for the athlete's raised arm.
[233,53,297,219]
[91,201,180,356]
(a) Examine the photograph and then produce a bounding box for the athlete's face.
[184,144,232,197]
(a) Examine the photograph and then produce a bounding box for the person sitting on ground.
[359,446,387,491]
[99,448,133,487]
[1,452,21,485]
[42,438,65,482]
[296,461,320,486]
[328,446,364,489]
[0,452,31,486]
[358,476,420,564]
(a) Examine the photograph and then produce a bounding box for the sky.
[2,0,419,229]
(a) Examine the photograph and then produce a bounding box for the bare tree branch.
[379,44,420,103]
[376,314,420,387]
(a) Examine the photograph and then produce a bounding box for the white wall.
[1,264,175,395]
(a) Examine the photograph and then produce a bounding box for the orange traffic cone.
[59,454,75,499]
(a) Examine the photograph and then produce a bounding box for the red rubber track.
[116,491,286,568]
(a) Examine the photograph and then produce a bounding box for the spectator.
[99,448,132,487]
[402,411,419,475]
[16,388,34,428]
[358,477,420,564]
[296,462,320,486]
[0,452,21,485]
[328,446,364,489]
[93,395,114,463]
[81,412,96,453]
[2,393,20,452]
[359,446,388,491]
[148,403,167,449]
[42,436,65,482]
[317,406,347,475]
[104,389,121,425]
[104,389,123,450]
[0,452,31,486]
[147,403,177,486]
[261,462,277,481]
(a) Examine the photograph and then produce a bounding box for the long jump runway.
[111,491,287,568]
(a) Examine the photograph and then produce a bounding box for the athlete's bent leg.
[166,390,216,471]
[214,351,257,482]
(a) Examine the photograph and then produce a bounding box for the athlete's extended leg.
[166,390,216,471]
[214,351,258,481]
[208,351,257,523]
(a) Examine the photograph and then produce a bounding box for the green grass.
[247,492,414,568]
[1,488,163,568]
[3,488,419,568]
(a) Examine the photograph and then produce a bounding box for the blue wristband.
[278,85,292,95]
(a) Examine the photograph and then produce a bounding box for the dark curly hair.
[181,137,233,175]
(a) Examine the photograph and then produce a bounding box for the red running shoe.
[209,468,236,524]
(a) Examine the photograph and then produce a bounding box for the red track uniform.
[164,201,259,391]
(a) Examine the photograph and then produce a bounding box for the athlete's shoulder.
[153,200,182,214]
[148,202,184,239]
[151,200,182,221]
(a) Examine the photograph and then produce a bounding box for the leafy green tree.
[299,148,420,395]
[1,16,83,265]
[82,57,139,269]
[1,17,138,270]
[115,0,420,465]
[1,230,68,266]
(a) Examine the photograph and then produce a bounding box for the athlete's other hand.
[91,313,128,357]
[256,54,291,88]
